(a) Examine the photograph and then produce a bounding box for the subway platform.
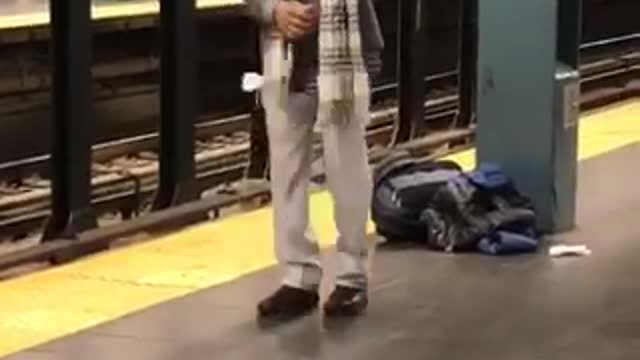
[1,100,639,359]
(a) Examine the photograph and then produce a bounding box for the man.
[245,0,384,318]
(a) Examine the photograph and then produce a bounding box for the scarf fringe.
[316,0,370,130]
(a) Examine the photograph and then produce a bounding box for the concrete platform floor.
[7,144,640,360]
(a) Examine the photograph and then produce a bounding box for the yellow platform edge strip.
[0,0,244,31]
[0,101,638,356]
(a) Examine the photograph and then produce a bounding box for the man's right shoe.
[257,285,319,319]
[323,285,369,317]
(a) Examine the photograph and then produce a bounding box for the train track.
[1,33,636,178]
[0,50,637,246]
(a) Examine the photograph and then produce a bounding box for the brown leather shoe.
[323,286,369,317]
[257,285,319,319]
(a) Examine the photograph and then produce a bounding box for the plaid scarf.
[261,0,369,129]
[316,0,370,129]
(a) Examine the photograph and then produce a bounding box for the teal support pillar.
[475,0,582,233]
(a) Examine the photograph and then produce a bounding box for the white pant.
[260,41,373,290]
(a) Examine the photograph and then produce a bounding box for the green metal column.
[475,0,582,233]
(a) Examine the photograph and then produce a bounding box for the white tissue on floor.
[549,244,592,257]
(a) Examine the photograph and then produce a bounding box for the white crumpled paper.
[549,244,592,257]
[241,72,264,93]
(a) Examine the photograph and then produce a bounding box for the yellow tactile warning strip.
[0,100,639,357]
[0,0,244,31]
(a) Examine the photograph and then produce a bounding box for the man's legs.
[269,90,373,292]
[267,90,322,290]
[322,113,373,315]
[257,84,323,317]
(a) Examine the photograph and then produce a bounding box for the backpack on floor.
[420,163,538,252]
[371,151,463,242]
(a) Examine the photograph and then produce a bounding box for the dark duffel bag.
[371,151,462,242]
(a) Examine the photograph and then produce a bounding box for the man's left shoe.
[323,285,369,317]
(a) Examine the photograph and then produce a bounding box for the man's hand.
[273,1,318,40]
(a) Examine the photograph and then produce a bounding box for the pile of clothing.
[371,151,539,255]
